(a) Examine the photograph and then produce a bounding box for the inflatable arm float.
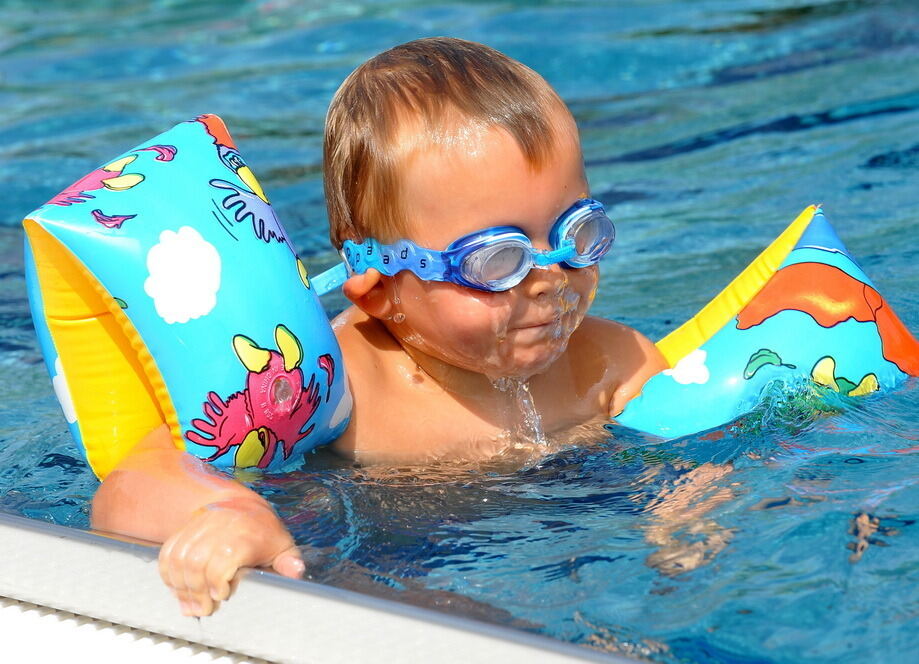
[23,117,919,478]
[617,205,919,437]
[24,116,351,478]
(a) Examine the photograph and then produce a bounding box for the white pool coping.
[0,595,256,663]
[0,512,636,663]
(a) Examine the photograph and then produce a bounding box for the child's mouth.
[516,311,564,331]
[512,316,566,343]
[519,317,559,329]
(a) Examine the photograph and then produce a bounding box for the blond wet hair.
[323,37,572,248]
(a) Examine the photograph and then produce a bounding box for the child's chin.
[503,343,569,380]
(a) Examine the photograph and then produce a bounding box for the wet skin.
[331,106,666,464]
[91,105,666,618]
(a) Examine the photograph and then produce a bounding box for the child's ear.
[342,268,395,320]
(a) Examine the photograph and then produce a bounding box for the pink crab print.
[48,154,144,207]
[91,209,136,229]
[185,324,333,469]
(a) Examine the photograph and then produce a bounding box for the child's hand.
[158,496,304,617]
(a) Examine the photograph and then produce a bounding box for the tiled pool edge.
[0,512,634,663]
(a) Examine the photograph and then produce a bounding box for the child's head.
[324,37,573,248]
[324,38,603,381]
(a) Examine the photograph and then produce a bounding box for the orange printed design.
[195,113,238,150]
[737,262,919,376]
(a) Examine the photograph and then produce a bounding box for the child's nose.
[520,261,567,299]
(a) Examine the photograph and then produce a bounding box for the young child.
[91,37,666,617]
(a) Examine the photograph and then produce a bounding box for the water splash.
[492,376,549,447]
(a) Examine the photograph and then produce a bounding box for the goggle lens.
[563,208,615,266]
[461,240,530,289]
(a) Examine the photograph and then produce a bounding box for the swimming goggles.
[312,198,615,294]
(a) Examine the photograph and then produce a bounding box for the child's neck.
[397,339,555,448]
[398,339,514,400]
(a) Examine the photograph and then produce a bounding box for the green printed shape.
[743,348,796,380]
[835,376,858,394]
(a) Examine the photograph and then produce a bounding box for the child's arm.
[609,325,668,417]
[574,317,667,417]
[91,424,304,617]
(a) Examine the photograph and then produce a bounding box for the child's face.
[383,107,598,381]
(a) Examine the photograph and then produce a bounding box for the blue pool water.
[1,1,917,662]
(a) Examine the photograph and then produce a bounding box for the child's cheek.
[578,265,599,307]
[399,285,515,369]
[435,289,514,351]
[569,265,599,334]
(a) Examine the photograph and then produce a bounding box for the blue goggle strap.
[342,238,449,280]
[311,240,450,296]
[311,262,349,296]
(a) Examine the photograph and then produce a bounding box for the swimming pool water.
[1,1,917,662]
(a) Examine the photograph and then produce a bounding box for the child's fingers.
[177,534,218,617]
[158,531,183,591]
[157,500,294,616]
[159,535,200,615]
[203,542,246,603]
[170,555,211,615]
[272,547,305,579]
[160,522,220,617]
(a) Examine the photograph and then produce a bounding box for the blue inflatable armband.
[618,205,919,437]
[23,115,351,478]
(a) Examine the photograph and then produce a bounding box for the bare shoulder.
[329,306,398,457]
[571,316,668,416]
[572,316,660,358]
[331,306,401,368]
[331,305,375,351]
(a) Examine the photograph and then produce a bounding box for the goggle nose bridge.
[531,243,579,267]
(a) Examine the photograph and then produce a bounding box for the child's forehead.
[396,123,587,247]
[391,100,578,162]
[401,122,578,194]
[390,108,489,163]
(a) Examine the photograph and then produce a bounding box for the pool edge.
[0,512,637,663]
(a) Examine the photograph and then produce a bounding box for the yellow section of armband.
[656,205,818,368]
[23,220,183,479]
